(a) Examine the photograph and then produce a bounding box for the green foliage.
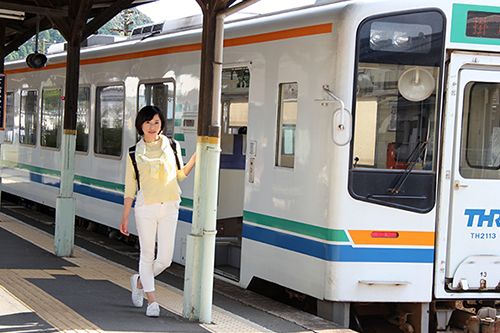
[99,8,152,36]
[6,29,64,61]
[6,8,152,62]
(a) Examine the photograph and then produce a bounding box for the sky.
[137,0,316,22]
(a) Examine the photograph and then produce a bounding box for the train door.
[444,52,500,293]
[215,67,250,281]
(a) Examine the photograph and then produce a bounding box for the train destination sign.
[466,11,500,39]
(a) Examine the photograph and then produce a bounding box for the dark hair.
[135,105,165,136]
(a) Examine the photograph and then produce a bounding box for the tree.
[99,8,152,36]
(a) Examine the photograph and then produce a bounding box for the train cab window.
[19,90,38,146]
[460,82,500,179]
[275,82,298,168]
[349,10,445,212]
[5,92,14,143]
[95,85,124,157]
[41,88,62,148]
[76,87,90,152]
[138,80,175,136]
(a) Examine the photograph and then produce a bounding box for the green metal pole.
[54,132,77,256]
[183,2,222,323]
[183,137,220,322]
[183,0,259,323]
[54,35,80,257]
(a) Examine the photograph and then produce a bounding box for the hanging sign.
[0,74,5,130]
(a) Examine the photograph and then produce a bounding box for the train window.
[95,85,124,157]
[4,92,14,143]
[349,10,445,213]
[220,67,249,169]
[275,82,297,168]
[460,82,500,179]
[41,88,62,148]
[76,87,90,152]
[138,80,175,136]
[19,90,38,146]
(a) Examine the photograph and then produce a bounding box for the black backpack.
[128,137,181,190]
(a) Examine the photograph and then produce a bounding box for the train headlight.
[369,21,432,54]
[369,30,386,49]
[392,31,410,49]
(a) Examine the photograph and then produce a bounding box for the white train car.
[1,0,499,331]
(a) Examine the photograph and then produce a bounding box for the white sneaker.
[146,302,160,317]
[130,274,144,307]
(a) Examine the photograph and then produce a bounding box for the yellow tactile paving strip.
[0,213,272,333]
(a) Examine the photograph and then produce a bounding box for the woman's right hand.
[119,216,129,236]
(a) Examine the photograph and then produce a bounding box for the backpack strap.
[128,145,140,190]
[168,137,181,170]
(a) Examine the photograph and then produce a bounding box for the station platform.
[0,211,354,333]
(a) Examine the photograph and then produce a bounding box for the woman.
[119,105,196,317]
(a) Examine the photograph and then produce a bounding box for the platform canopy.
[0,0,157,57]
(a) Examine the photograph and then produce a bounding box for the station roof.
[0,0,157,56]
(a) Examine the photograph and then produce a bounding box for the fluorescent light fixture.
[0,9,25,20]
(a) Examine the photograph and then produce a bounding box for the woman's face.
[142,114,162,142]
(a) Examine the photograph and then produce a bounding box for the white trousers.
[134,201,179,292]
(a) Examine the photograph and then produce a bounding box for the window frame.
[461,81,500,173]
[76,85,92,155]
[94,83,125,159]
[19,89,39,147]
[275,82,298,169]
[348,9,446,213]
[40,87,63,150]
[4,91,15,144]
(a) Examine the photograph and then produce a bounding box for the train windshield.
[349,10,445,212]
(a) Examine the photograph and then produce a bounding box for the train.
[1,0,499,332]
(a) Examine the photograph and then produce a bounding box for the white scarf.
[135,135,172,180]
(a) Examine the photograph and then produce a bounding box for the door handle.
[454,181,469,190]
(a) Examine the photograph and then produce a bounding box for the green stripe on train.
[1,159,194,206]
[174,133,185,141]
[243,210,349,242]
[2,160,341,241]
[2,160,60,177]
[1,160,124,192]
[181,197,193,208]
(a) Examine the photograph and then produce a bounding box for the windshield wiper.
[388,140,428,195]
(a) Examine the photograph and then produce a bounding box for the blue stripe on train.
[242,223,434,263]
[28,171,433,263]
[28,172,193,223]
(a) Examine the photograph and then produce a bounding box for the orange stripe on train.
[5,23,332,75]
[348,230,435,246]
